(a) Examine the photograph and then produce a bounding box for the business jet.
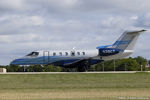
[10,30,146,71]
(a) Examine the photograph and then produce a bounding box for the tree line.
[89,56,149,71]
[0,56,149,72]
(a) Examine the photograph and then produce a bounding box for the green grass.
[0,72,150,100]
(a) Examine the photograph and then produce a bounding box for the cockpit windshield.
[26,52,39,56]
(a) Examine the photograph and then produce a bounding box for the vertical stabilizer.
[113,30,146,51]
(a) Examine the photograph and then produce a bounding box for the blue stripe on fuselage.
[11,56,84,65]
[11,56,103,66]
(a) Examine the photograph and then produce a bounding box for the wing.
[63,59,89,67]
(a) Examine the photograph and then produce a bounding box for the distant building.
[0,68,7,73]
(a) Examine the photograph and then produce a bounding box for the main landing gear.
[77,60,91,72]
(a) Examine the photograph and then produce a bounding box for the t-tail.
[113,30,146,51]
[97,30,146,60]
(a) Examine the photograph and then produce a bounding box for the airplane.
[10,30,146,71]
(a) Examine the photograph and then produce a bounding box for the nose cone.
[10,58,27,65]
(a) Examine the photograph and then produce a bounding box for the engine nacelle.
[98,48,120,56]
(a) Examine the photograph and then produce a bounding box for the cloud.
[130,16,138,20]
[0,0,25,12]
[0,15,44,35]
[139,13,150,27]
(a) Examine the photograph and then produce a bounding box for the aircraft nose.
[10,58,26,65]
[10,59,19,65]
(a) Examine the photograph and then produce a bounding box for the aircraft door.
[43,51,50,64]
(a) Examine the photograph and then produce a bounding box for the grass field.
[0,72,150,100]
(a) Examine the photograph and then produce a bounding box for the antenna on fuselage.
[72,47,76,52]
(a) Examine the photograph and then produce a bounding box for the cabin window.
[65,52,68,56]
[77,52,80,55]
[59,52,62,56]
[82,52,85,55]
[26,52,39,56]
[53,52,56,56]
[71,51,75,56]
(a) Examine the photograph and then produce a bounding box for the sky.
[0,0,150,65]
